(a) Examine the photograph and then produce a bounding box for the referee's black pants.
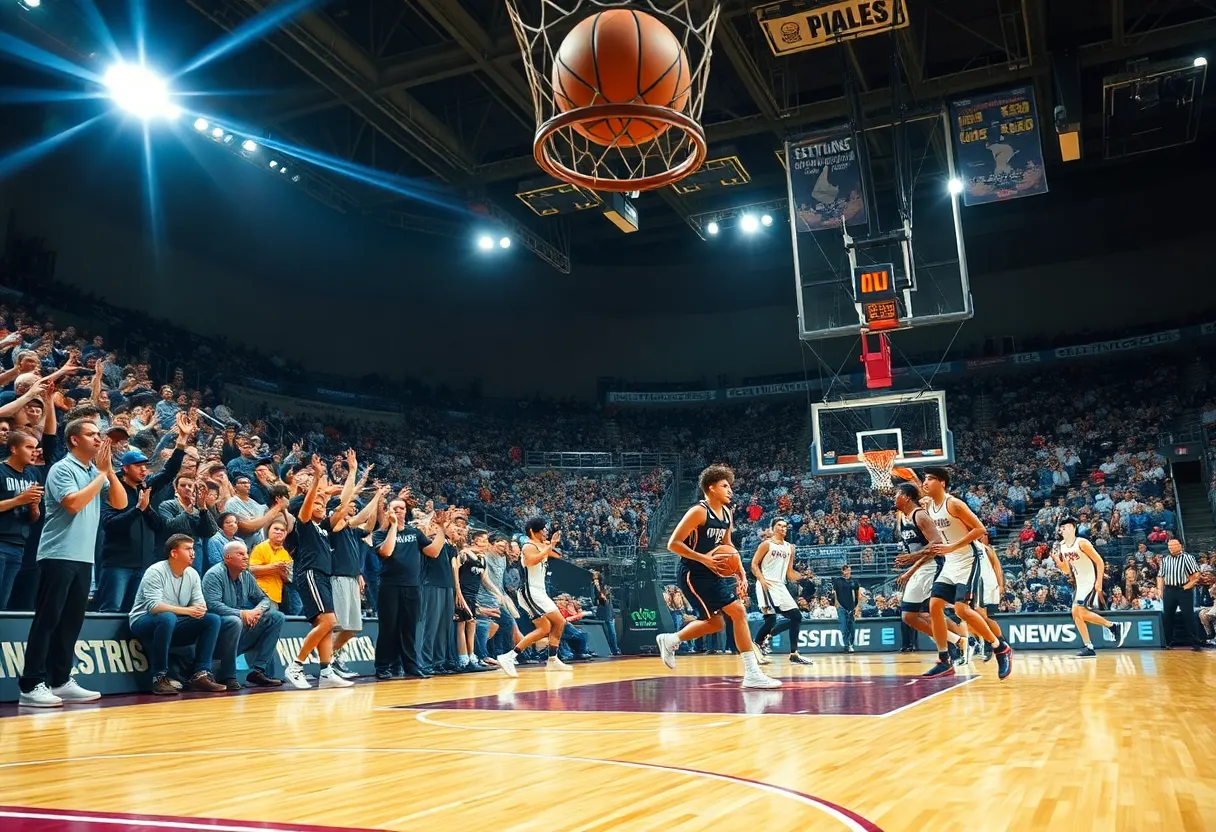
[1162,586,1202,647]
[375,585,423,674]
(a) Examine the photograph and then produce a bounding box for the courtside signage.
[756,0,908,56]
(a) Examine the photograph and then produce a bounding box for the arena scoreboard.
[852,263,900,330]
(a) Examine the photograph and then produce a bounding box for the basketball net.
[860,449,899,491]
[504,0,721,192]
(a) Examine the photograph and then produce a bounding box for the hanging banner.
[755,0,909,56]
[787,130,868,232]
[949,86,1049,206]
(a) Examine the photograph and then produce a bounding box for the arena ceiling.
[12,0,1216,271]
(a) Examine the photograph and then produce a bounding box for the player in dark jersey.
[892,482,967,665]
[656,464,780,689]
[283,454,351,689]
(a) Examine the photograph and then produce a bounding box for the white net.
[861,449,899,491]
[505,0,722,192]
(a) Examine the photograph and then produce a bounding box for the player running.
[751,518,813,666]
[1052,517,1126,657]
[656,464,781,689]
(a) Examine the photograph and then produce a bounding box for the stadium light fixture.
[947,177,964,195]
[222,134,234,144]
[291,175,300,182]
[18,0,42,9]
[279,166,288,174]
[193,118,209,132]
[268,160,278,168]
[761,213,773,227]
[1195,57,1208,68]
[499,236,511,249]
[477,235,495,251]
[706,221,719,235]
[103,62,177,120]
[740,214,759,233]
[241,139,258,153]
[210,127,223,139]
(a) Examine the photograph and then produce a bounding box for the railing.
[787,543,903,577]
[524,450,681,471]
[561,545,638,565]
[646,484,677,550]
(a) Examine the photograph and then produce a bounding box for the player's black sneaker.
[995,643,1014,680]
[1110,622,1127,648]
[921,659,955,678]
[982,641,994,662]
[947,642,961,665]
[1075,646,1097,658]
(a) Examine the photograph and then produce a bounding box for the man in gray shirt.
[18,418,127,709]
[128,534,227,695]
[202,539,285,689]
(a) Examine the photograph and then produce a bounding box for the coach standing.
[1157,538,1203,651]
[832,564,862,653]
[18,419,127,707]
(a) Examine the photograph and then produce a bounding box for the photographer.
[591,569,620,656]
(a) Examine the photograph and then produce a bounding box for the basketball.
[891,466,917,482]
[551,9,691,147]
[711,544,742,577]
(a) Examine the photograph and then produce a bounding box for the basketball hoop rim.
[533,103,707,193]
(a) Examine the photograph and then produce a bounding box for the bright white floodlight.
[740,214,759,233]
[947,177,964,195]
[104,62,176,120]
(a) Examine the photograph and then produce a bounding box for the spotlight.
[222,134,234,144]
[947,177,964,195]
[241,139,258,153]
[1195,57,1208,68]
[291,175,300,182]
[477,235,494,251]
[706,221,719,235]
[103,62,176,120]
[269,160,278,168]
[211,126,223,138]
[18,0,42,9]
[499,236,511,249]
[740,214,759,233]
[279,167,288,174]
[193,118,209,132]
[761,214,773,227]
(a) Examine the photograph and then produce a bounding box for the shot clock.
[852,263,900,331]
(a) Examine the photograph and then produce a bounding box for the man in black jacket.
[96,413,192,612]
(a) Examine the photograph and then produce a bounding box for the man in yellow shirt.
[249,519,294,610]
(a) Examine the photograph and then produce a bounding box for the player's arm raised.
[667,503,711,567]
[750,540,771,588]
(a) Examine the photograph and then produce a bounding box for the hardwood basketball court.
[1,650,1213,831]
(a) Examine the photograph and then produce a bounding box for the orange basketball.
[891,467,917,482]
[711,545,742,577]
[551,9,691,147]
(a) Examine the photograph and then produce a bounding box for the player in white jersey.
[496,516,571,676]
[892,483,967,665]
[1051,517,1126,657]
[919,467,1013,680]
[974,536,1005,662]
[751,518,813,666]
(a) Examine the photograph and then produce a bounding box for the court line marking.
[0,809,325,832]
[413,709,733,733]
[0,747,882,832]
[879,674,980,719]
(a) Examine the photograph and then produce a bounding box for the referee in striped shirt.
[1157,538,1204,651]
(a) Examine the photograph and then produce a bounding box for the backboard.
[785,110,973,341]
[810,390,953,476]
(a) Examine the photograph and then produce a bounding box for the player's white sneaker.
[656,633,678,670]
[284,663,312,689]
[319,670,354,688]
[751,645,771,666]
[742,670,783,689]
[546,657,573,672]
[496,651,519,677]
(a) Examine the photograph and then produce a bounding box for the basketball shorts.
[516,584,558,619]
[298,569,334,622]
[680,567,737,620]
[1074,576,1100,610]
[931,546,982,605]
[331,575,363,632]
[900,561,941,613]
[755,580,798,613]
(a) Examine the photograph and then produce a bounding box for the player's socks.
[741,650,759,673]
[457,655,469,667]
[945,630,961,644]
[547,644,558,660]
[319,662,330,672]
